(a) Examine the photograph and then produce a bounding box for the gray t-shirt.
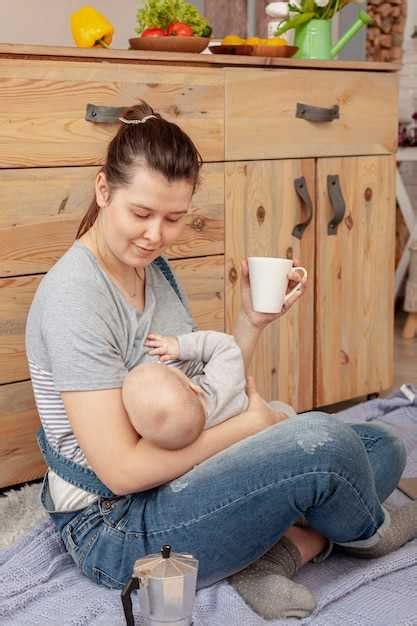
[25,241,196,466]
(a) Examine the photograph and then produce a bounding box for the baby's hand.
[145,333,180,362]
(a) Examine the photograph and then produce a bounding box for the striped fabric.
[28,359,88,467]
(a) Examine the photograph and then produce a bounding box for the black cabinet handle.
[296,103,339,122]
[327,175,346,235]
[85,103,128,124]
[292,176,313,240]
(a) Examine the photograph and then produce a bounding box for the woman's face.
[95,165,193,269]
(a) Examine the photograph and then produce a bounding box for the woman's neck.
[80,224,144,296]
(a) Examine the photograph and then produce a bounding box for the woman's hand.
[245,376,289,430]
[240,257,307,330]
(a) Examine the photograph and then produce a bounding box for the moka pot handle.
[121,576,140,626]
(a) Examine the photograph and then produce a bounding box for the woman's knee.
[349,421,407,501]
[280,411,374,471]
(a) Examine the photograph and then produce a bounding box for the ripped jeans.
[44,412,406,590]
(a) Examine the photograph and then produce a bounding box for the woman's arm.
[62,378,281,496]
[233,312,263,371]
[234,257,307,370]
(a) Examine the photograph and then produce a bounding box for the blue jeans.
[44,412,406,590]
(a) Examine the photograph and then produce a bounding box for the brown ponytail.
[76,100,202,239]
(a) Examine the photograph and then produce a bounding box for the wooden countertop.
[0,43,400,72]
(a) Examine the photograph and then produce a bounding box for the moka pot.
[121,544,198,626]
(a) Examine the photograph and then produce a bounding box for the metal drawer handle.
[327,175,346,235]
[296,103,339,122]
[85,103,128,124]
[292,176,313,240]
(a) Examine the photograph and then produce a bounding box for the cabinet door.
[225,160,315,411]
[315,155,395,406]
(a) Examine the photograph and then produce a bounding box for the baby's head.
[122,362,206,450]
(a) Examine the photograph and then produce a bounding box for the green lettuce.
[136,0,212,37]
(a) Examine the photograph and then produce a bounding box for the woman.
[26,101,417,621]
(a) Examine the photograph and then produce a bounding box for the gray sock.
[229,536,317,620]
[340,502,417,559]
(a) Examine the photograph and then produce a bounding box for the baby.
[122,330,296,450]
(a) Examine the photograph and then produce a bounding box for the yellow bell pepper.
[71,6,114,48]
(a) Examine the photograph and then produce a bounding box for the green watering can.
[294,10,374,60]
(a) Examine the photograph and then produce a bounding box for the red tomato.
[167,22,193,37]
[141,27,167,37]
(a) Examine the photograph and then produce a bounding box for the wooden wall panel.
[204,0,247,38]
[256,0,270,38]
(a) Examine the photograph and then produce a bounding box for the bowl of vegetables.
[129,0,212,54]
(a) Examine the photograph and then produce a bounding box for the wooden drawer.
[0,59,224,166]
[0,381,45,489]
[225,68,398,160]
[0,256,224,384]
[0,163,224,277]
[0,275,40,384]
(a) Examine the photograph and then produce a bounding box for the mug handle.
[283,267,307,306]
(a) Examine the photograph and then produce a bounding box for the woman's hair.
[76,100,203,239]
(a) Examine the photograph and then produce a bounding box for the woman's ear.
[95,171,111,208]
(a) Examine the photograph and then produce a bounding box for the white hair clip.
[118,114,158,124]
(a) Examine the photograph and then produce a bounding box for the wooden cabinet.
[225,159,315,412]
[315,155,395,406]
[225,155,395,410]
[0,59,224,165]
[225,68,398,160]
[0,45,399,488]
[222,65,397,408]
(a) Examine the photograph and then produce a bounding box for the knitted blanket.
[1,385,417,626]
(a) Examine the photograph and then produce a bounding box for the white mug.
[248,257,307,314]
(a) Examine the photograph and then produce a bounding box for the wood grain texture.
[204,0,247,38]
[0,276,42,384]
[0,256,224,385]
[0,164,224,277]
[171,255,224,331]
[0,381,45,489]
[256,0,270,39]
[0,60,224,166]
[225,159,315,411]
[225,68,398,160]
[0,43,400,71]
[0,47,399,489]
[315,155,396,406]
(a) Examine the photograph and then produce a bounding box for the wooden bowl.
[129,36,210,54]
[208,43,298,58]
[208,44,254,56]
[251,44,298,58]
